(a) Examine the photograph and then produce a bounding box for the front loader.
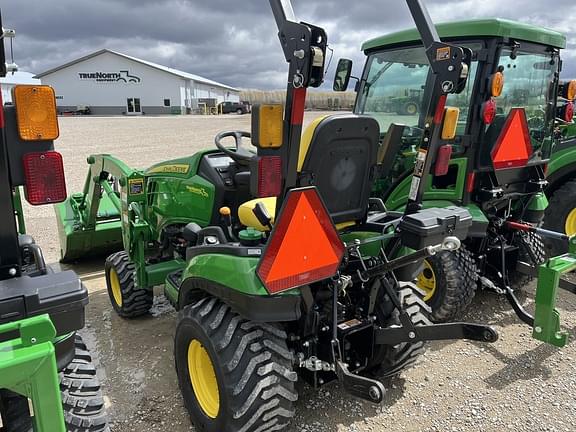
[0,14,108,432]
[333,10,576,330]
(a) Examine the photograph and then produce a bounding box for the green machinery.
[55,0,575,430]
[334,15,576,323]
[0,15,108,431]
[542,88,576,254]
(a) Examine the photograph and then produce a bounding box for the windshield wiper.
[364,62,394,92]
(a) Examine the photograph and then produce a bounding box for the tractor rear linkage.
[328,238,499,404]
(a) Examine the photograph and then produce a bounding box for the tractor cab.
[338,19,565,220]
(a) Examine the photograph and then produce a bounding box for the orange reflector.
[491,108,533,170]
[13,85,59,141]
[257,187,345,294]
[490,71,504,97]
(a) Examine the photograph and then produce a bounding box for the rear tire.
[508,231,546,291]
[544,179,576,255]
[105,251,152,318]
[175,295,297,432]
[0,335,109,432]
[236,108,243,115]
[368,284,432,379]
[416,247,477,322]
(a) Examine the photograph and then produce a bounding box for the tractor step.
[164,270,183,308]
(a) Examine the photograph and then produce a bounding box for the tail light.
[558,102,574,123]
[256,156,282,197]
[434,144,452,176]
[482,98,497,125]
[466,172,476,193]
[22,151,67,205]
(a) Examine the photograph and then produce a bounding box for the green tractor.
[334,13,576,322]
[54,0,575,430]
[542,84,576,254]
[0,16,108,432]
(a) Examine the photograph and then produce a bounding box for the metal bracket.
[335,360,386,404]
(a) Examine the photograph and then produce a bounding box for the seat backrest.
[297,114,380,224]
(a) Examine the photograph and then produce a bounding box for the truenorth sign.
[78,70,141,83]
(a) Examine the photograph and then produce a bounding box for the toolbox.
[399,206,472,250]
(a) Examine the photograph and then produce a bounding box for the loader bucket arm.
[56,154,147,262]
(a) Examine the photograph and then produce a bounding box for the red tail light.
[559,102,574,123]
[482,98,496,125]
[466,172,476,193]
[257,156,282,197]
[22,151,67,205]
[434,144,452,176]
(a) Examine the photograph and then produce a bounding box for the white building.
[34,49,240,115]
[1,71,41,103]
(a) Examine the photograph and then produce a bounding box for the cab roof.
[362,18,566,52]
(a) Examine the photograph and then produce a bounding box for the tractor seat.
[238,114,379,231]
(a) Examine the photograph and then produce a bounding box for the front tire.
[175,296,297,432]
[105,251,152,318]
[236,108,243,115]
[544,179,576,255]
[415,247,478,322]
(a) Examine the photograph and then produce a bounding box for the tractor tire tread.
[106,251,152,318]
[425,246,477,322]
[176,295,297,432]
[509,231,546,291]
[544,178,576,255]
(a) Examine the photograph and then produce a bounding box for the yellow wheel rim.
[109,268,123,307]
[407,104,417,115]
[416,260,436,302]
[565,208,576,236]
[188,339,220,418]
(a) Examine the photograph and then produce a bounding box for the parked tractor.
[334,12,576,323]
[53,0,576,430]
[0,15,108,432]
[543,92,576,254]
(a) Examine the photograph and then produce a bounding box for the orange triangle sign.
[491,108,533,170]
[257,188,345,293]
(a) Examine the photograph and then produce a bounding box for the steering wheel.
[214,131,255,165]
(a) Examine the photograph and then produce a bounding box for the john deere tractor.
[54,0,576,430]
[334,11,576,322]
[0,15,108,432]
[543,85,576,254]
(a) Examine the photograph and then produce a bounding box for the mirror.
[333,58,353,92]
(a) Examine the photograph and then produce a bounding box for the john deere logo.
[78,70,141,83]
[186,186,209,198]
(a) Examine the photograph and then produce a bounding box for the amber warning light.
[257,187,345,294]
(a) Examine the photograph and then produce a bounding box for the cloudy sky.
[2,0,575,89]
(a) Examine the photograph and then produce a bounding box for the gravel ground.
[24,113,576,432]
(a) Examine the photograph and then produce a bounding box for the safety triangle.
[491,108,533,170]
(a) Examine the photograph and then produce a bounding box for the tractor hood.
[145,152,208,178]
[362,18,566,52]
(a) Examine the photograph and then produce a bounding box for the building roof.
[34,49,240,92]
[0,71,40,85]
[362,18,566,52]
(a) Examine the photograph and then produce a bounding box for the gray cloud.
[2,0,575,89]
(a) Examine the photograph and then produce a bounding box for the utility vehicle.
[334,15,576,322]
[0,15,108,432]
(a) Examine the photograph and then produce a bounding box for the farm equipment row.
[2,0,575,431]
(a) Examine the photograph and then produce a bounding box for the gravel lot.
[24,114,576,432]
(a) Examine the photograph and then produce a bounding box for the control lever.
[253,202,273,231]
[219,206,237,241]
